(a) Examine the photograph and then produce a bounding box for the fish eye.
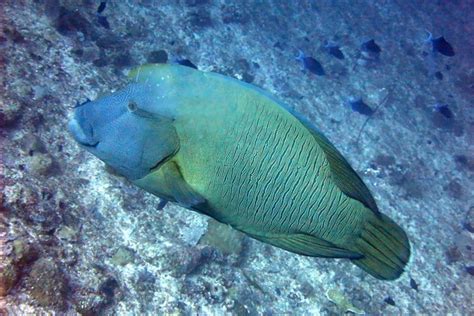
[128,100,138,112]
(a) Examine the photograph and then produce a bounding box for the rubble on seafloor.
[1,0,473,314]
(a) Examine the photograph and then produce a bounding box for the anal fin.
[246,231,362,259]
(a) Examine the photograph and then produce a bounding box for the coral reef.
[0,0,473,314]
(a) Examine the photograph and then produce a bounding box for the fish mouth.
[68,117,99,147]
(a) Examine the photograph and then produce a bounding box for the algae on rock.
[326,288,364,314]
[26,258,68,310]
[198,218,245,255]
[110,247,135,266]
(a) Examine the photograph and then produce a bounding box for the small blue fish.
[97,1,107,14]
[432,36,455,57]
[433,104,453,119]
[361,39,381,54]
[97,15,110,29]
[156,199,168,210]
[425,32,455,57]
[347,97,374,116]
[384,297,396,306]
[410,278,419,291]
[324,42,344,60]
[296,51,325,76]
[175,59,198,69]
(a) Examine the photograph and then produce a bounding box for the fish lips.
[68,107,99,147]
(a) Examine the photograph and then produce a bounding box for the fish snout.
[68,107,99,147]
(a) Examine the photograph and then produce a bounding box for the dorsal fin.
[128,64,168,83]
[128,64,194,84]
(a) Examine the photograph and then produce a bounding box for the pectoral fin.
[160,161,206,208]
[245,231,362,259]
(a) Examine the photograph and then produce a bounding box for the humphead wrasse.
[68,64,410,280]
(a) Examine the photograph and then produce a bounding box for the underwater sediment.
[1,0,473,314]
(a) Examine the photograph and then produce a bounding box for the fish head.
[68,82,179,180]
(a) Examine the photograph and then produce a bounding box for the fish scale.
[288,142,316,229]
[200,99,351,241]
[235,106,267,219]
[246,118,276,225]
[277,152,308,230]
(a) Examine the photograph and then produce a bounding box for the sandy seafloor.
[0,0,473,314]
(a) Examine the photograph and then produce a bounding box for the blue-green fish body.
[69,64,410,280]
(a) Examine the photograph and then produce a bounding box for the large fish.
[68,64,410,280]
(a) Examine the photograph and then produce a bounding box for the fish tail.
[351,213,411,280]
[295,49,305,61]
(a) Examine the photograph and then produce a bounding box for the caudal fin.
[351,214,410,280]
